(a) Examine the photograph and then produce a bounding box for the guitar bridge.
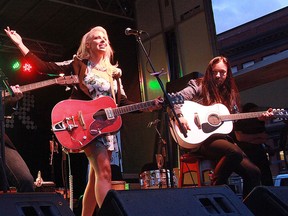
[52,116,78,132]
[194,112,202,129]
[78,111,86,130]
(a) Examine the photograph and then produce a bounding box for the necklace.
[88,61,107,72]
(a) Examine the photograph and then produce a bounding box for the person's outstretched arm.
[4,26,30,56]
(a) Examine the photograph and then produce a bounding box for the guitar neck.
[220,111,264,121]
[3,79,57,97]
[113,100,156,115]
[20,79,58,93]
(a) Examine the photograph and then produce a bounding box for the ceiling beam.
[48,0,134,20]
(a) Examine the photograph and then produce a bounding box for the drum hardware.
[139,169,177,189]
[142,119,178,189]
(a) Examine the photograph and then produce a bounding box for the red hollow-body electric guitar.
[51,94,183,151]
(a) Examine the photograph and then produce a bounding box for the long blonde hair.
[76,26,119,74]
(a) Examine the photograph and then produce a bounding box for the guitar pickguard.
[202,122,223,133]
[89,113,117,136]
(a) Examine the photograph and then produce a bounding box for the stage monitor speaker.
[0,192,74,216]
[99,185,253,216]
[243,186,288,216]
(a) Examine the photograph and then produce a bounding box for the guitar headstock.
[56,75,79,85]
[168,93,184,105]
[273,109,288,120]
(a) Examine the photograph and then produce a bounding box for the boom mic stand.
[0,69,14,192]
[131,32,187,188]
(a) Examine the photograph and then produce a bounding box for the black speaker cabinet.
[99,185,253,216]
[0,192,75,216]
[244,186,288,216]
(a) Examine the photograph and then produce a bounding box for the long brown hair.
[200,56,240,111]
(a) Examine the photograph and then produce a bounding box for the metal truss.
[0,0,135,58]
[48,0,135,20]
[0,33,64,58]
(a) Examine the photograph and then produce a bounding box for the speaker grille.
[99,186,253,216]
[0,192,74,216]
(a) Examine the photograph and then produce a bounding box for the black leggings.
[197,136,261,198]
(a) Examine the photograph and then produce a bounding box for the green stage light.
[12,60,21,70]
[148,79,160,90]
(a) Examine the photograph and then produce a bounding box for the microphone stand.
[133,34,187,188]
[0,69,14,192]
[153,123,169,188]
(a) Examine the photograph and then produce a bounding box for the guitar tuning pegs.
[273,108,288,120]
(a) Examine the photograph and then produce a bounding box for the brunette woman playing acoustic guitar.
[172,56,274,198]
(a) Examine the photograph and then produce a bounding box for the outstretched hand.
[4,26,23,46]
[4,27,29,56]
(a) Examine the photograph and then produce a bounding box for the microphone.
[125,28,144,36]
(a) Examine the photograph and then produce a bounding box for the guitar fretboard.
[3,79,57,97]
[220,111,264,121]
[220,109,288,121]
[2,75,78,98]
[113,100,156,116]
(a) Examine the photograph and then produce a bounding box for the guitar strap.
[101,67,121,105]
[116,78,121,105]
[108,69,116,102]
